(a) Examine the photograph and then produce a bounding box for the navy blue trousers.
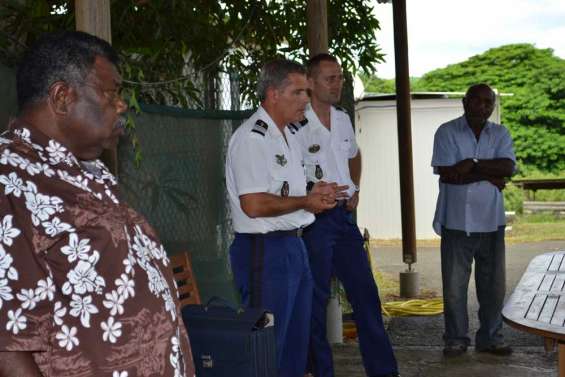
[303,206,398,377]
[229,233,313,377]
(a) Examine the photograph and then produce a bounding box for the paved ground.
[333,240,565,377]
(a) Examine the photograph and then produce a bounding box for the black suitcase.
[181,298,277,377]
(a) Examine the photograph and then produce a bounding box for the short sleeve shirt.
[431,116,516,234]
[295,104,358,197]
[226,106,315,233]
[0,122,194,377]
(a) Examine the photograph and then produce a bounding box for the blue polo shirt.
[431,116,516,235]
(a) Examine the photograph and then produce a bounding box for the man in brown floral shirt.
[0,31,194,376]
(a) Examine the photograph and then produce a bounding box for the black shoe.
[476,344,513,356]
[443,344,467,357]
[373,373,400,377]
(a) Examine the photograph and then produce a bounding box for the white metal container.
[354,93,501,239]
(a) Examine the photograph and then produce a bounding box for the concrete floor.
[333,240,565,377]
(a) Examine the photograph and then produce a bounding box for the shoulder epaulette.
[288,118,309,134]
[251,119,269,136]
[334,105,348,114]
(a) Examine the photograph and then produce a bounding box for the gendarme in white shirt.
[226,106,315,234]
[294,104,359,198]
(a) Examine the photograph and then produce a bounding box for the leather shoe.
[476,344,513,356]
[443,344,467,357]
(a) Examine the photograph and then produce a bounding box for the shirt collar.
[305,104,329,132]
[460,115,494,133]
[7,119,116,185]
[256,106,287,139]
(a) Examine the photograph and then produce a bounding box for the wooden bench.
[502,251,565,376]
[523,201,565,216]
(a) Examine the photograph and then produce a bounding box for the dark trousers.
[441,226,506,349]
[303,206,398,377]
[229,233,313,377]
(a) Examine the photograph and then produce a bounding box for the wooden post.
[392,0,417,266]
[75,0,112,43]
[307,0,328,56]
[558,341,565,377]
[75,0,118,175]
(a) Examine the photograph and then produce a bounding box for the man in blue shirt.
[431,83,516,357]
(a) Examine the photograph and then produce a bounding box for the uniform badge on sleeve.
[281,181,290,197]
[288,118,309,134]
[335,105,348,114]
[251,119,269,136]
[275,154,287,166]
[308,144,320,153]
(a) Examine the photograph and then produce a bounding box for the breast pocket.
[478,139,496,159]
[269,165,290,196]
[303,155,326,182]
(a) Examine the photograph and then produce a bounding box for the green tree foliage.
[412,44,565,173]
[0,0,384,108]
[359,73,395,93]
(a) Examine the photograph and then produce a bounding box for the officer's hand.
[346,191,359,211]
[311,182,349,201]
[305,192,337,214]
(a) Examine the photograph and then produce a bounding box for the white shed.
[354,93,501,239]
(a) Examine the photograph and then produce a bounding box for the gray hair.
[16,31,119,111]
[256,59,306,102]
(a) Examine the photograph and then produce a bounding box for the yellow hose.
[361,231,444,317]
[381,298,444,317]
[343,298,444,339]
[340,230,444,342]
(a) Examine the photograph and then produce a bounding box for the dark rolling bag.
[181,297,277,377]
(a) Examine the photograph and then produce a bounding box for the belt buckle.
[296,228,303,237]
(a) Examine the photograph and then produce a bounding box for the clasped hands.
[305,181,349,214]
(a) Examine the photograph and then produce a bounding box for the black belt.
[239,228,304,238]
[335,199,347,207]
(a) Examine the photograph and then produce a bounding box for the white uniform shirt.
[226,106,315,233]
[431,116,516,235]
[295,104,359,197]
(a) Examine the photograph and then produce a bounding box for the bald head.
[463,83,496,127]
[465,84,495,102]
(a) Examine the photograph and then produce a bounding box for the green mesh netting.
[0,64,247,302]
[118,104,252,302]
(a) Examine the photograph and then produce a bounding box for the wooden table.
[512,178,565,191]
[503,251,565,376]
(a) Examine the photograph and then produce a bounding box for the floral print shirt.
[0,122,194,377]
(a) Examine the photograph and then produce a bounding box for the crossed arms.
[437,158,515,191]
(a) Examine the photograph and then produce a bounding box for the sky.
[371,0,565,78]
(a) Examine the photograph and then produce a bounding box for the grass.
[370,213,565,247]
[360,213,565,307]
[506,213,565,244]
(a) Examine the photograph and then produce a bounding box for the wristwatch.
[472,158,479,164]
[354,184,360,192]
